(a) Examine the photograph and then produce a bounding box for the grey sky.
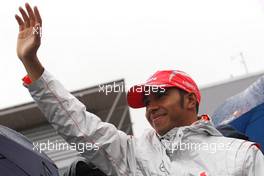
[1,0,264,136]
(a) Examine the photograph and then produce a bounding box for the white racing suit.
[26,70,264,176]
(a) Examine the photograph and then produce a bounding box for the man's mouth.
[151,113,166,123]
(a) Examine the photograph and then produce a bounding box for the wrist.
[20,54,38,64]
[21,55,44,82]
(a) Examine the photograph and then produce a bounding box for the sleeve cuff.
[22,75,32,85]
[22,69,52,90]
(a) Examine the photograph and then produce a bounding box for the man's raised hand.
[15,3,44,82]
[15,3,42,61]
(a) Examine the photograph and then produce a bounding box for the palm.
[17,27,40,59]
[15,3,42,61]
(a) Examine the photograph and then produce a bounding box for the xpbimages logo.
[33,140,99,154]
[32,25,42,37]
[98,82,165,95]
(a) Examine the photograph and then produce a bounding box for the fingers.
[16,3,42,30]
[25,3,35,26]
[33,6,42,26]
[19,6,30,28]
[15,14,24,31]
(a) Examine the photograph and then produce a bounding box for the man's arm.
[27,70,133,175]
[15,4,135,175]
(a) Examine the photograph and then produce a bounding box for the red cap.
[127,70,201,108]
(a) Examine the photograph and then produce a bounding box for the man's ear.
[185,93,197,110]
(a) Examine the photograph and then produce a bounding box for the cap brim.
[127,85,145,108]
[127,84,172,108]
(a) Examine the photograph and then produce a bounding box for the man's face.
[144,87,188,135]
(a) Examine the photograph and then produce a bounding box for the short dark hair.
[177,88,199,114]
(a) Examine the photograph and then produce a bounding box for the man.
[15,3,264,176]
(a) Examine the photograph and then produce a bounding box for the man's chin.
[154,126,169,136]
[155,129,168,136]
